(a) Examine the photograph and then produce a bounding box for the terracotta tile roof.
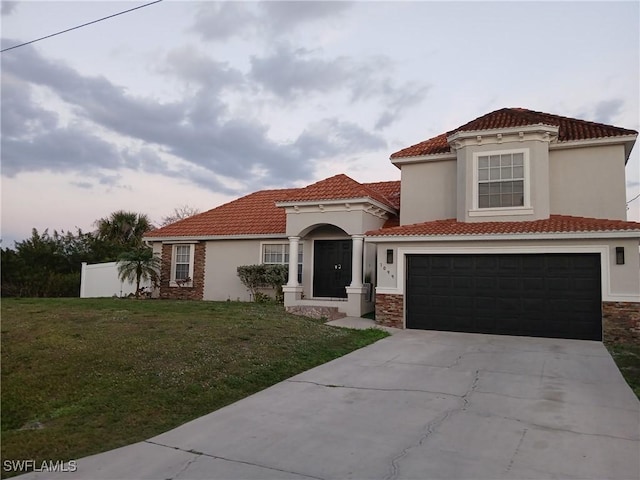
[365,180,401,209]
[145,189,294,238]
[391,107,638,159]
[366,215,640,237]
[276,174,397,210]
[145,176,400,239]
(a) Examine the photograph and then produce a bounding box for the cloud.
[190,1,353,42]
[162,45,245,91]
[70,181,93,189]
[249,44,430,128]
[261,1,353,32]
[249,45,354,99]
[0,41,390,194]
[1,1,18,16]
[190,2,257,42]
[0,74,59,137]
[593,99,625,125]
[373,80,431,130]
[294,118,387,158]
[2,126,123,177]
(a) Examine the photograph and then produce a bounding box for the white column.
[287,236,300,286]
[350,235,364,287]
[80,262,87,298]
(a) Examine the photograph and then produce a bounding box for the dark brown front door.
[313,240,352,298]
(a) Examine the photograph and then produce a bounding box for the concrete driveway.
[17,330,639,480]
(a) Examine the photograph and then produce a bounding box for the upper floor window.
[262,243,303,283]
[171,244,194,286]
[471,148,531,216]
[478,152,524,208]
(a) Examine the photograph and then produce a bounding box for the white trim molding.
[365,231,640,243]
[470,147,531,215]
[378,245,627,302]
[169,243,195,288]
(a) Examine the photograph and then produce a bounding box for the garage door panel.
[522,277,545,292]
[452,256,474,270]
[475,256,499,270]
[499,256,521,270]
[406,253,601,340]
[476,276,499,292]
[498,277,520,291]
[521,255,544,270]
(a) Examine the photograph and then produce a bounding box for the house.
[143,107,640,341]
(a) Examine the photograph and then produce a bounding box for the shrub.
[237,264,288,302]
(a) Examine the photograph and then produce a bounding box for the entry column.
[286,236,300,286]
[349,234,364,287]
[283,236,303,308]
[345,234,366,316]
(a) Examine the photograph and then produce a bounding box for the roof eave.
[143,233,287,242]
[447,124,560,144]
[364,230,640,242]
[390,152,456,166]
[276,197,397,215]
[549,134,638,162]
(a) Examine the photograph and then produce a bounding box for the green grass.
[605,343,640,399]
[1,298,388,478]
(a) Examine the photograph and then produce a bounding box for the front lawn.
[1,298,388,478]
[605,343,640,399]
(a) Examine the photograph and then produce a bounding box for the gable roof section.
[145,189,294,238]
[276,174,398,210]
[366,215,640,237]
[365,180,401,209]
[391,107,638,159]
[145,176,400,239]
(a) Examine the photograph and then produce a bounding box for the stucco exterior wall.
[399,159,456,225]
[371,237,640,301]
[286,208,387,237]
[456,139,550,222]
[203,238,288,301]
[549,144,627,220]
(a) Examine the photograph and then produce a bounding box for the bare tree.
[160,205,201,226]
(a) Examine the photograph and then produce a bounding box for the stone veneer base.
[375,293,404,329]
[603,301,640,344]
[374,297,640,343]
[159,242,206,300]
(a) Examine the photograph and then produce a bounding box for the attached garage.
[406,253,602,340]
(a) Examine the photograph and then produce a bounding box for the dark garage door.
[406,253,602,340]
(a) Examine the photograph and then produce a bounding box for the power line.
[1,0,163,53]
[627,191,640,205]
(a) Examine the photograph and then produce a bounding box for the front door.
[313,240,352,298]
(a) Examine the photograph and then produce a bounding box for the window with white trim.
[478,152,525,208]
[262,243,303,283]
[171,244,194,286]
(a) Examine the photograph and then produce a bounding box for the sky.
[1,0,639,248]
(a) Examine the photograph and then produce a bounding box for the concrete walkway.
[15,330,640,480]
[325,316,399,333]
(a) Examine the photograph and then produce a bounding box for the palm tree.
[94,211,154,249]
[117,247,161,298]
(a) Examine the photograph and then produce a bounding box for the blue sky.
[2,1,639,246]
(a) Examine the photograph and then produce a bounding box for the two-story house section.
[367,108,640,340]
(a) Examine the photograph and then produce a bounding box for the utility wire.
[1,0,163,53]
[627,191,640,205]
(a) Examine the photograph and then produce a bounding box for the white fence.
[80,262,151,298]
